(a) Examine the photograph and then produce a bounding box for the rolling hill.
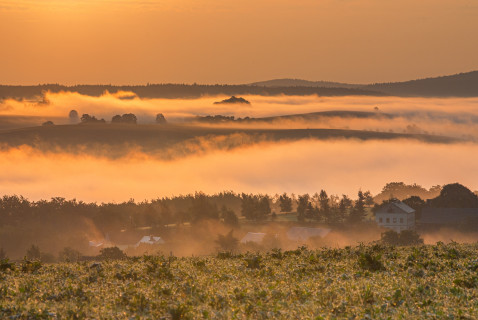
[250,71,478,97]
[0,123,460,159]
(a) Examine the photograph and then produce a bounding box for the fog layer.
[2,92,478,139]
[0,139,476,202]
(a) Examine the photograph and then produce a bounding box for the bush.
[99,247,126,260]
[26,245,41,260]
[381,230,423,246]
[358,252,385,272]
[0,259,15,272]
[59,247,82,262]
[215,230,239,251]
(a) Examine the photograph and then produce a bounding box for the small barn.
[88,240,104,248]
[375,200,415,232]
[240,232,266,244]
[286,227,330,241]
[420,208,478,228]
[135,235,165,247]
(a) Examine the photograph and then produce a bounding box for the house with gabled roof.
[240,232,267,244]
[135,235,165,247]
[375,200,415,232]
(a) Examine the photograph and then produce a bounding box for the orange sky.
[1,0,477,84]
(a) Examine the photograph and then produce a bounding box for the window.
[400,218,404,223]
[379,218,383,223]
[393,218,397,223]
[386,218,390,223]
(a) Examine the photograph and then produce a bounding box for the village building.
[135,235,165,247]
[240,232,266,244]
[375,200,415,232]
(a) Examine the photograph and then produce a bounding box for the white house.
[240,232,266,244]
[135,235,165,247]
[375,200,415,232]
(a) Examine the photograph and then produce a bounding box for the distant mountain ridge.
[364,71,478,97]
[0,71,477,99]
[250,71,478,97]
[249,79,360,89]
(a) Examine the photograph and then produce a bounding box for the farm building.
[375,200,415,232]
[88,240,104,248]
[420,208,478,228]
[135,235,165,247]
[286,227,330,241]
[240,232,266,244]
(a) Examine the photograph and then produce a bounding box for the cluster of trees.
[3,183,477,259]
[111,113,137,124]
[372,183,478,221]
[240,194,271,220]
[0,84,381,101]
[73,110,167,125]
[80,114,106,124]
[16,244,125,263]
[279,190,374,224]
[374,182,442,203]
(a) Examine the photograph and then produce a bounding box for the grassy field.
[1,243,478,319]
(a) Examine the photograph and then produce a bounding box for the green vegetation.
[1,243,478,318]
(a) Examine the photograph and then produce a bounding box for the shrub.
[26,245,41,260]
[358,252,385,271]
[59,247,82,262]
[215,230,239,251]
[381,230,423,246]
[99,247,126,260]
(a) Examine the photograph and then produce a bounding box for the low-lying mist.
[0,139,477,202]
[2,91,478,139]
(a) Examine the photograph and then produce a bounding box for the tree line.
[0,84,383,101]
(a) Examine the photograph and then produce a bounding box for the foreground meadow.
[1,243,478,319]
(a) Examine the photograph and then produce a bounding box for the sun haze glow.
[1,0,477,84]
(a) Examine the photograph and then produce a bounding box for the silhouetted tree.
[26,245,41,260]
[221,205,239,227]
[348,191,367,224]
[402,196,426,220]
[338,194,353,219]
[428,183,478,208]
[363,191,374,206]
[69,109,79,123]
[297,194,310,222]
[111,115,122,123]
[319,190,331,221]
[278,193,292,212]
[121,113,137,124]
[155,113,167,124]
[215,230,238,251]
